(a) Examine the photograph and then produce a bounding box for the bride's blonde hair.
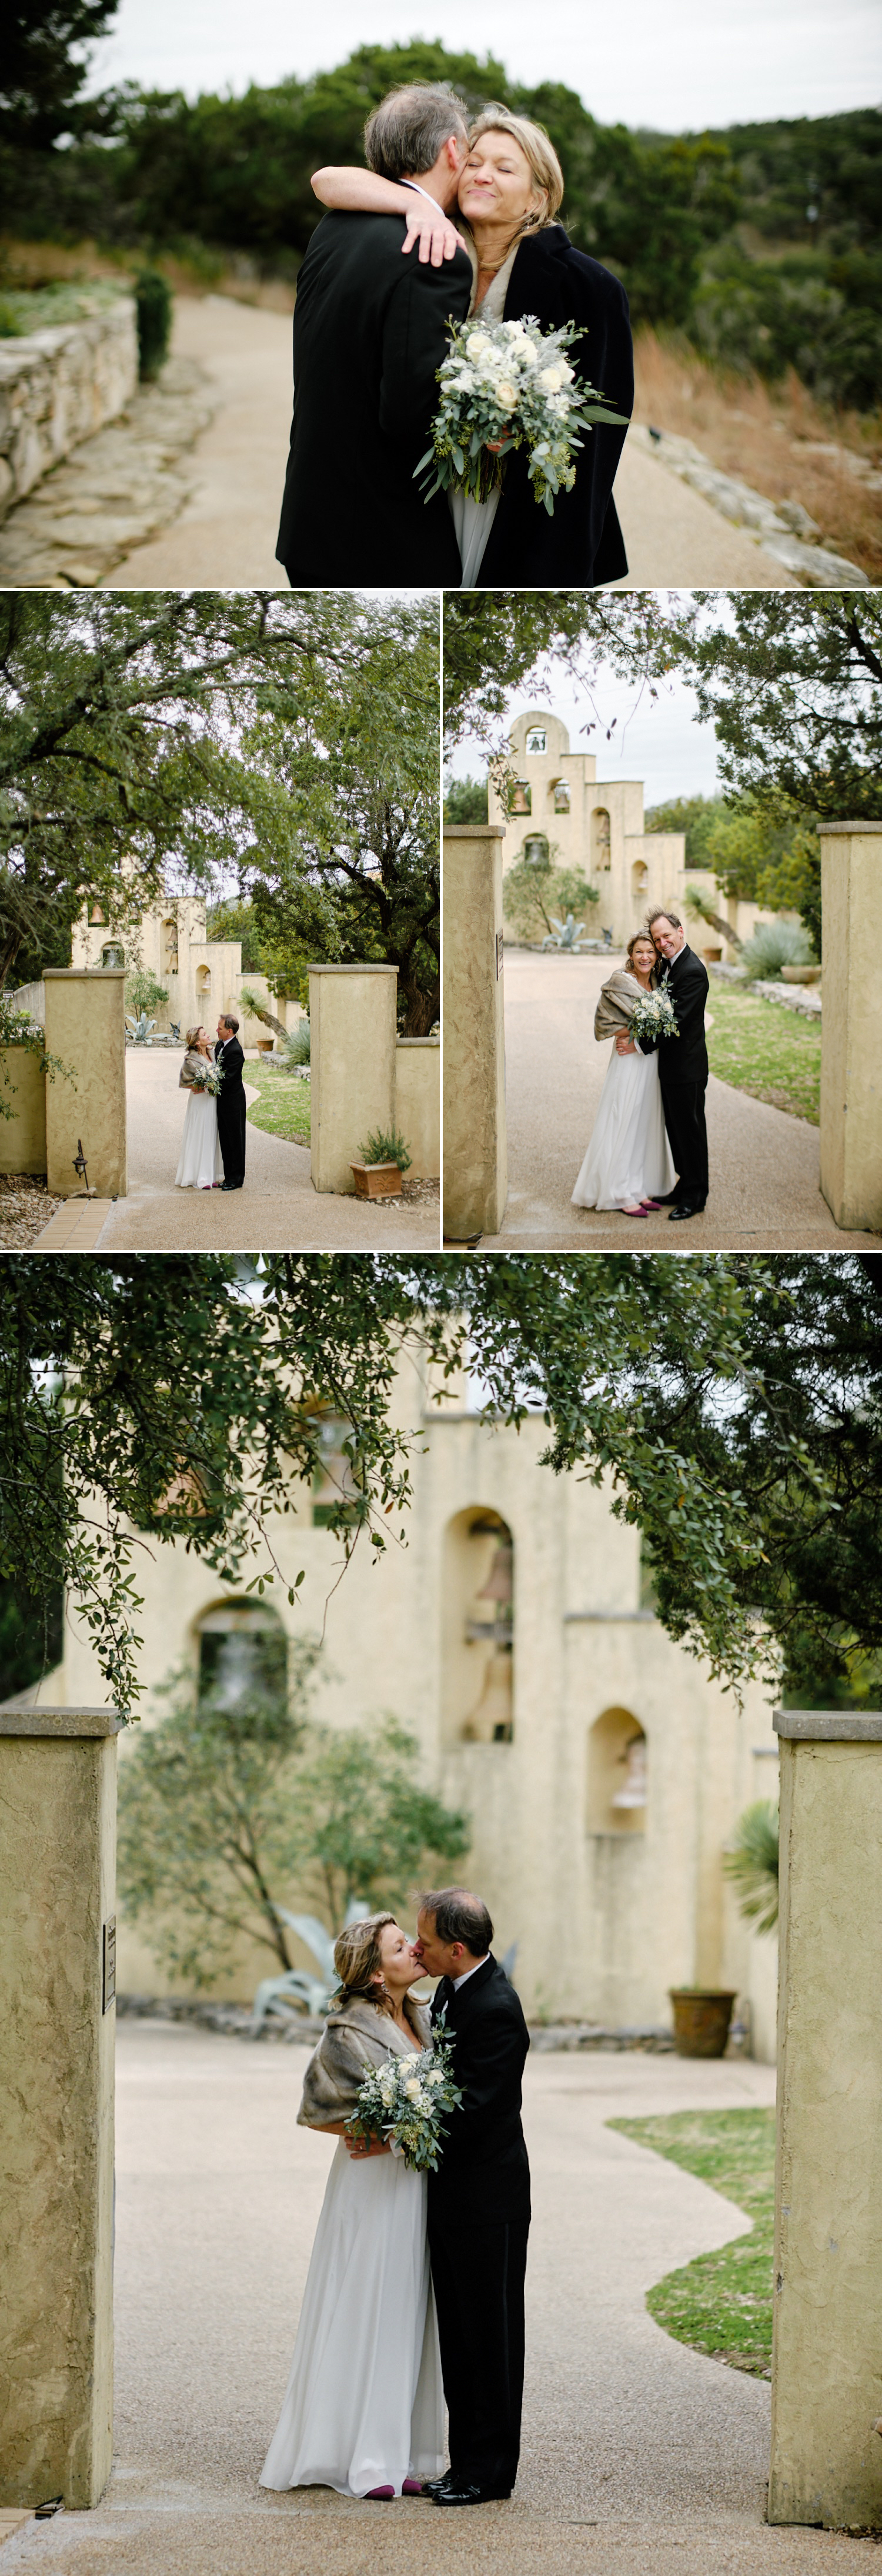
[332,1913,397,2017]
[466,106,564,229]
[185,1024,203,1048]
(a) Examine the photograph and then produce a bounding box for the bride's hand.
[402,200,467,267]
[346,2134,391,2159]
[616,1034,636,1054]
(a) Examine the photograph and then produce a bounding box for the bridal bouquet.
[629,987,680,1045]
[345,2019,462,2173]
[415,313,629,514]
[189,1060,224,1097]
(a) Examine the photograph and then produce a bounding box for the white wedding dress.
[449,239,519,589]
[175,1088,223,1190]
[259,2138,444,2498]
[572,1031,676,1211]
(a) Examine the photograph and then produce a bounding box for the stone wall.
[395,1037,439,1178]
[0,302,137,518]
[0,1047,46,1174]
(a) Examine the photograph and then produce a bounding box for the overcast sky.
[447,661,720,808]
[88,0,880,127]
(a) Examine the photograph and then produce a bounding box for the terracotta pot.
[256,1037,275,1053]
[350,1160,403,1200]
[669,1988,737,2058]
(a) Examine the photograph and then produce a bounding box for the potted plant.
[350,1128,412,1200]
[669,1989,738,2057]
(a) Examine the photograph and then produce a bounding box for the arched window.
[591,809,611,870]
[632,860,649,904]
[552,777,570,813]
[90,903,106,925]
[162,918,179,975]
[587,1706,647,1835]
[311,1414,364,1526]
[196,1601,287,1711]
[442,1508,514,1745]
[525,727,546,755]
[101,941,125,968]
[512,781,532,815]
[523,833,550,870]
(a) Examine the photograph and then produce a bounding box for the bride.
[312,102,632,588]
[572,931,676,1218]
[175,1024,223,1191]
[259,1914,444,2502]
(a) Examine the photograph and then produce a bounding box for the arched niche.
[587,1706,647,1835]
[442,1508,514,1746]
[162,917,179,975]
[195,1599,288,1712]
[550,777,570,813]
[632,859,649,904]
[196,963,212,997]
[101,941,125,968]
[512,780,532,816]
[523,832,550,871]
[591,808,611,870]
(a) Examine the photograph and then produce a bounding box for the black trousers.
[428,2215,529,2493]
[660,1076,709,1205]
[217,1089,246,1186]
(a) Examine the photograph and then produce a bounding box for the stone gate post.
[442,824,507,1242]
[0,1706,121,2510]
[818,822,882,1232]
[769,1707,882,2530]
[43,968,127,1199]
[308,963,397,1194]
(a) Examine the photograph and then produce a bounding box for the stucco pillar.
[818,822,882,1233]
[44,969,127,1200]
[442,824,507,1241]
[769,1708,882,2530]
[394,1036,439,1178]
[0,1706,121,2510]
[308,964,397,1194]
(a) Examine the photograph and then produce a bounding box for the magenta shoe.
[364,2485,396,2501]
[402,2478,423,2495]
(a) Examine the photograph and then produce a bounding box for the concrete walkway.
[86,1051,439,1251]
[481,953,879,1252]
[4,2023,875,2576]
[109,298,293,589]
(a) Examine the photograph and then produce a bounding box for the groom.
[214,1013,246,1191]
[413,1887,530,2508]
[276,85,473,587]
[619,907,709,1219]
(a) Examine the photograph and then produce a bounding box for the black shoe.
[653,1188,681,1204]
[668,1201,704,1221]
[419,2475,451,2500]
[432,2483,512,2507]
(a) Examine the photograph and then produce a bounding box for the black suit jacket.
[214,1035,244,1087]
[428,1954,531,2228]
[638,947,709,1085]
[477,226,633,587]
[277,211,472,587]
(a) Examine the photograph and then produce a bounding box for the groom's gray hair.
[647,907,683,932]
[419,1887,493,1954]
[365,83,469,182]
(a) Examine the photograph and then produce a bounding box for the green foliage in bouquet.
[345,2016,463,2172]
[417,313,629,516]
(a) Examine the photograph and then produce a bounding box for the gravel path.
[477,953,878,1251]
[109,297,293,589]
[6,2024,876,2576]
[95,1051,440,1251]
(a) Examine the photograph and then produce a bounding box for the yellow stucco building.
[72,893,303,1049]
[51,1356,779,2056]
[489,710,687,945]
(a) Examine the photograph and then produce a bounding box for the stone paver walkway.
[4,2023,876,2576]
[477,952,880,1251]
[109,298,293,589]
[69,1049,439,1251]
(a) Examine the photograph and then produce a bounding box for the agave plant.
[723,1799,779,1934]
[540,913,590,953]
[125,1010,156,1044]
[250,1902,368,2033]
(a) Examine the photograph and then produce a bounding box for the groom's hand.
[402,201,467,266]
[616,1034,636,1055]
[346,2135,392,2160]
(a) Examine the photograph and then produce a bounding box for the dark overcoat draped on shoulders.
[276,211,472,588]
[476,225,633,587]
[429,1954,530,2227]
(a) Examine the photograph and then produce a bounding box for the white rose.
[495,380,517,408]
[466,330,490,356]
[539,363,567,391]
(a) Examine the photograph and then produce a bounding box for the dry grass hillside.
[633,329,882,580]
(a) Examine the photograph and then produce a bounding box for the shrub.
[124,968,169,1017]
[739,920,816,982]
[503,858,599,945]
[359,1126,412,1172]
[135,269,173,380]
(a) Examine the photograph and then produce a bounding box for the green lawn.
[609,2109,776,2379]
[706,983,821,1125]
[245,1058,310,1145]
